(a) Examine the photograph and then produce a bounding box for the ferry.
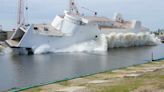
[6,0,149,54]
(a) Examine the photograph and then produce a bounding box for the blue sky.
[0,0,163,31]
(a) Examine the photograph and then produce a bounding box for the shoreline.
[9,60,164,92]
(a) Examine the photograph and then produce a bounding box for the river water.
[0,44,164,91]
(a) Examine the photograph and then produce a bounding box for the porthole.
[95,35,98,38]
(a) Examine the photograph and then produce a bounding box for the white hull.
[19,24,100,49]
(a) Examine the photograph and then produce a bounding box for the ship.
[6,0,149,54]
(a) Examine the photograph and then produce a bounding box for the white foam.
[1,47,13,54]
[34,44,55,54]
[106,32,161,48]
[56,34,108,53]
[34,32,161,54]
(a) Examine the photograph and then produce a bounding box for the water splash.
[56,34,108,53]
[1,47,13,55]
[34,32,161,54]
[34,44,54,54]
[106,32,161,48]
[34,35,107,54]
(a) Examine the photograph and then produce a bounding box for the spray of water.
[106,32,161,48]
[34,35,107,54]
[1,47,13,55]
[34,44,54,54]
[34,32,161,54]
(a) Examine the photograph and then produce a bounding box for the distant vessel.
[6,0,149,54]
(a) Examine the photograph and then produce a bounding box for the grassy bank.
[84,69,164,92]
[15,60,164,92]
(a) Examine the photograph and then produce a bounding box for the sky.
[0,0,164,31]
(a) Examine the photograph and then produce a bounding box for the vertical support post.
[69,0,73,12]
[17,0,25,26]
[152,52,154,61]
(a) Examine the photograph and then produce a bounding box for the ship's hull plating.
[6,24,101,54]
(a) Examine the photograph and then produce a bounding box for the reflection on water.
[0,44,164,91]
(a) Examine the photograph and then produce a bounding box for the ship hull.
[6,23,101,54]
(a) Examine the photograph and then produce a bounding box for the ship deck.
[82,16,133,29]
[33,24,64,37]
[100,21,132,29]
[84,16,111,22]
[6,40,19,47]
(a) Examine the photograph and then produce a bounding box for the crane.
[69,0,97,16]
[17,0,28,27]
[17,0,25,26]
[81,6,97,16]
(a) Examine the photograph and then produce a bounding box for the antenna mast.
[17,0,25,26]
[69,0,79,14]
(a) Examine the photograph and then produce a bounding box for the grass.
[58,80,71,86]
[86,80,142,92]
[22,88,42,92]
[21,60,164,92]
[86,69,164,92]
